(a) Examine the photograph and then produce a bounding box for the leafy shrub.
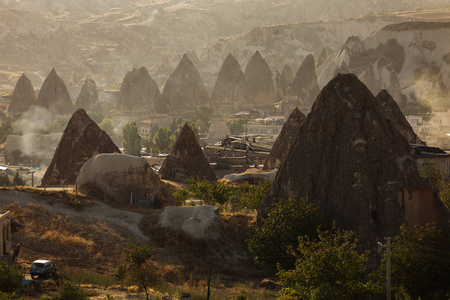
[58,281,87,300]
[0,260,24,293]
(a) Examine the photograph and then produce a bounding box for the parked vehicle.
[30,260,56,279]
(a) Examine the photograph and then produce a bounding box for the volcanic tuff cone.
[263,107,305,170]
[37,68,73,114]
[259,73,440,250]
[7,73,36,114]
[244,51,274,104]
[159,124,216,183]
[42,109,120,185]
[376,89,424,145]
[161,54,209,113]
[75,79,99,112]
[286,54,320,109]
[116,67,166,113]
[275,64,293,101]
[210,53,248,106]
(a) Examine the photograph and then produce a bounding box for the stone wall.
[0,212,11,257]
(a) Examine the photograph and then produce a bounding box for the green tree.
[0,260,23,293]
[98,118,115,137]
[186,177,231,206]
[235,181,271,211]
[277,225,371,300]
[154,127,173,153]
[226,119,248,135]
[420,160,450,206]
[0,118,13,144]
[370,224,450,299]
[247,197,326,270]
[191,106,214,129]
[122,121,141,155]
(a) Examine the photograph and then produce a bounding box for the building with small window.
[0,211,11,258]
[411,145,450,178]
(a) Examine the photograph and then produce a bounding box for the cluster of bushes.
[247,197,450,299]
[170,177,271,212]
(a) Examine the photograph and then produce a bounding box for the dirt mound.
[159,124,216,183]
[7,73,36,114]
[263,107,305,170]
[259,73,437,250]
[36,68,73,114]
[42,109,120,186]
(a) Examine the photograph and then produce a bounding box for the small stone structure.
[0,211,11,258]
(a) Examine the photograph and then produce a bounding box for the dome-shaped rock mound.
[376,89,424,145]
[210,53,248,106]
[37,68,73,114]
[259,73,449,250]
[263,107,305,170]
[116,67,166,113]
[159,124,216,183]
[7,74,36,114]
[75,79,100,112]
[161,54,209,113]
[275,64,293,101]
[42,109,120,185]
[244,51,274,104]
[76,153,175,208]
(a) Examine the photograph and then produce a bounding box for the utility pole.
[386,237,391,300]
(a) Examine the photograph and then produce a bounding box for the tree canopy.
[122,121,141,155]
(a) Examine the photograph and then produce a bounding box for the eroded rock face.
[116,67,166,113]
[159,205,221,240]
[76,153,175,208]
[36,68,73,114]
[259,73,432,250]
[161,54,209,113]
[159,124,216,183]
[210,53,248,106]
[244,51,274,104]
[75,79,99,112]
[275,64,293,101]
[286,54,320,109]
[7,74,36,114]
[263,107,305,170]
[376,89,423,144]
[42,109,120,185]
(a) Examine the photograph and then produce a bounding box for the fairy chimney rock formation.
[75,79,99,112]
[37,68,73,114]
[263,107,305,170]
[286,54,320,109]
[275,64,294,101]
[259,73,445,250]
[244,51,274,104]
[116,67,166,113]
[7,73,36,114]
[210,53,248,106]
[42,109,120,185]
[159,124,216,183]
[162,54,209,113]
[376,89,424,145]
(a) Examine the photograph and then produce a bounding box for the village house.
[411,144,450,178]
[138,115,172,139]
[245,117,284,136]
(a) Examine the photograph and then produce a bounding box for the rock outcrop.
[116,67,166,113]
[376,89,424,144]
[75,79,100,112]
[263,107,305,170]
[206,118,231,145]
[275,64,293,101]
[36,68,73,114]
[7,74,36,114]
[159,205,221,240]
[161,54,209,113]
[286,54,320,109]
[244,51,274,104]
[259,73,447,250]
[42,109,120,185]
[159,124,216,183]
[210,53,248,106]
[76,153,175,208]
